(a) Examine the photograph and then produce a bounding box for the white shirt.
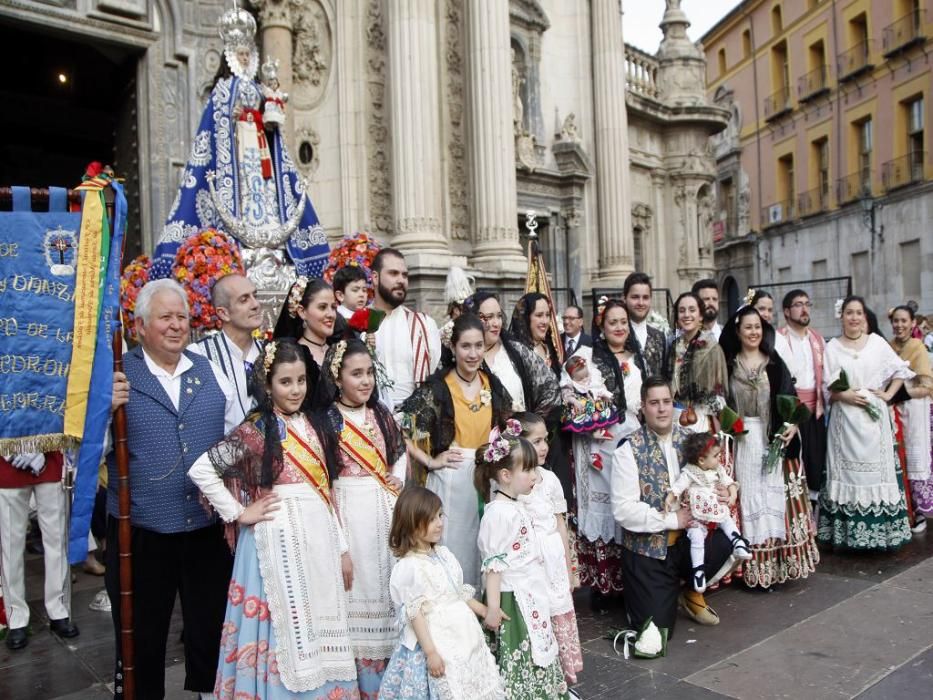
[337,304,354,319]
[564,332,583,354]
[784,327,816,389]
[487,344,526,412]
[772,331,793,372]
[374,305,441,410]
[707,321,722,342]
[610,430,681,533]
[142,348,242,432]
[188,330,260,421]
[631,319,649,350]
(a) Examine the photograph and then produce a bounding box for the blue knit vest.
[107,346,226,533]
[620,425,688,560]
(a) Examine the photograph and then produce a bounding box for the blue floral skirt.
[379,644,436,700]
[215,526,364,700]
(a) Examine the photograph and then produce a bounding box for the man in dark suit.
[623,272,668,379]
[560,304,591,356]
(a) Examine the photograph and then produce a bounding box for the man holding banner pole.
[108,278,238,699]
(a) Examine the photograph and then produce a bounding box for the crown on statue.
[261,57,280,83]
[219,2,256,51]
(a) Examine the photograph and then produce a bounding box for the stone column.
[466,0,525,270]
[385,0,447,254]
[592,0,633,282]
[252,0,295,149]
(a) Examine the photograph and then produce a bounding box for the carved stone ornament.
[446,0,469,240]
[557,112,580,143]
[290,0,332,108]
[366,0,392,237]
[516,132,538,171]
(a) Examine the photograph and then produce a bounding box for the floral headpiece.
[742,288,756,308]
[287,276,309,318]
[565,355,586,374]
[330,340,348,381]
[481,418,522,464]
[263,341,277,374]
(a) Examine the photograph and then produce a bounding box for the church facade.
[2,0,726,321]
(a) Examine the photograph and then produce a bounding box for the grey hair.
[135,279,189,324]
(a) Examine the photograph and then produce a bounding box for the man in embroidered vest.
[610,377,734,641]
[623,272,668,378]
[0,452,78,650]
[108,279,240,700]
[779,289,827,504]
[188,272,262,422]
[372,248,441,411]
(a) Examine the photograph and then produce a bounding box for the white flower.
[834,298,844,319]
[635,620,663,656]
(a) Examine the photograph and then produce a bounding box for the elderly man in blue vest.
[610,376,735,654]
[108,278,240,699]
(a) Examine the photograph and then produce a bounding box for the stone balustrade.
[624,44,660,99]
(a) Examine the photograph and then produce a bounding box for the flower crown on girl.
[480,418,522,464]
[287,276,309,318]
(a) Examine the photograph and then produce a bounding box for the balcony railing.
[882,152,926,190]
[836,171,873,202]
[761,199,795,227]
[625,45,659,99]
[837,40,873,81]
[797,186,829,217]
[764,86,792,121]
[882,10,927,56]
[798,65,830,101]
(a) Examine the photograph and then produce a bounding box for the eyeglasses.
[562,316,582,322]
[478,312,504,323]
[790,302,813,310]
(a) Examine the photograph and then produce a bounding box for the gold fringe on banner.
[0,434,80,457]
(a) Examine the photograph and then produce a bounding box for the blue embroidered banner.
[0,189,80,453]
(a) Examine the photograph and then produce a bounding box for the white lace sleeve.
[478,504,516,573]
[187,446,244,523]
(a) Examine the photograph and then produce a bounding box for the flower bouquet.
[828,369,882,421]
[348,307,386,335]
[611,617,668,659]
[172,229,244,330]
[322,232,382,302]
[763,394,812,473]
[718,405,747,437]
[120,254,151,339]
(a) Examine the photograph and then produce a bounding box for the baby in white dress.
[665,432,752,592]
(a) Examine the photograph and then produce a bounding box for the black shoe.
[49,618,80,639]
[5,627,28,650]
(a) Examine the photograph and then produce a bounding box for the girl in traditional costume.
[188,339,359,699]
[516,412,583,686]
[399,315,512,588]
[889,305,933,528]
[819,296,913,551]
[380,487,503,700]
[720,306,819,588]
[314,338,409,694]
[508,292,562,374]
[476,423,569,699]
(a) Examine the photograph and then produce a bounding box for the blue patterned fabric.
[379,643,437,700]
[151,75,329,279]
[106,347,226,533]
[216,526,362,699]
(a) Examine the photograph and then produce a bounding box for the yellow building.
[701,0,931,330]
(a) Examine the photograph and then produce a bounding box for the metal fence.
[748,276,852,340]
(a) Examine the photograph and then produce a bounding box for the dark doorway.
[0,21,142,257]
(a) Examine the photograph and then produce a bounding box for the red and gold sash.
[407,308,432,384]
[282,425,332,508]
[339,417,400,496]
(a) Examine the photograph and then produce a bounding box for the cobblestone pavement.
[3,533,932,699]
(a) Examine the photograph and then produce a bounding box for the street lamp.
[860,195,883,243]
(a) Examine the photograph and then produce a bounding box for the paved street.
[4,533,933,699]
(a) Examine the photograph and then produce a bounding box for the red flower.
[228,581,244,606]
[171,229,244,330]
[520,526,527,535]
[243,596,261,618]
[85,161,104,178]
[512,542,521,551]
[732,418,745,433]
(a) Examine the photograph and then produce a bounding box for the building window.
[633,227,644,272]
[718,48,727,75]
[812,259,827,279]
[778,153,795,207]
[851,251,870,295]
[772,5,783,34]
[901,240,921,299]
[849,13,869,50]
[742,29,752,58]
[720,177,736,235]
[859,118,873,190]
[815,138,830,206]
[907,96,924,178]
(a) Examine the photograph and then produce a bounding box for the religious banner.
[0,187,81,454]
[523,210,564,366]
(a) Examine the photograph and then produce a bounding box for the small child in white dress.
[665,432,752,592]
[560,355,619,435]
[516,412,583,685]
[260,58,288,128]
[380,486,502,700]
